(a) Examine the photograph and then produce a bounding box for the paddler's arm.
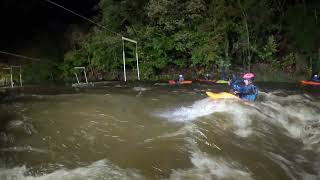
[228,74,237,85]
[229,77,240,94]
[232,84,253,94]
[229,79,243,89]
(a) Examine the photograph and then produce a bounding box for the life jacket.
[240,85,258,101]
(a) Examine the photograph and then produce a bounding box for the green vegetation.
[52,0,320,81]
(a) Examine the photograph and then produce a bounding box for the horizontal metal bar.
[74,67,86,69]
[122,37,137,44]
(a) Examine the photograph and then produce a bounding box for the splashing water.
[158,98,220,122]
[1,86,320,179]
[169,136,253,180]
[157,98,258,137]
[257,92,320,151]
[0,160,143,180]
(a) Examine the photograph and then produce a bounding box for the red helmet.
[243,73,255,80]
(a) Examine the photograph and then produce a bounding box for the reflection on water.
[0,83,319,180]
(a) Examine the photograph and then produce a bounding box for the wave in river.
[0,159,143,180]
[158,92,320,146]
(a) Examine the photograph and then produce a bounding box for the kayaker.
[204,73,211,80]
[229,73,259,101]
[178,74,184,83]
[311,74,320,82]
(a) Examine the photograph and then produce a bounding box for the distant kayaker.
[178,74,184,83]
[204,73,211,80]
[311,74,320,82]
[229,73,259,101]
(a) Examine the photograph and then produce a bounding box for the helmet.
[243,73,255,80]
[179,74,183,78]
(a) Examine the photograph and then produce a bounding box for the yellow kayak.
[215,80,229,84]
[206,92,240,100]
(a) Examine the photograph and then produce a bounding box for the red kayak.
[300,80,320,86]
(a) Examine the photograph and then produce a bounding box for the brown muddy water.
[0,82,319,180]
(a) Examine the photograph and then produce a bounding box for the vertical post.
[75,73,80,84]
[10,67,13,88]
[136,43,140,80]
[310,57,313,77]
[318,48,320,73]
[315,8,318,24]
[83,68,88,84]
[122,37,139,81]
[122,38,127,82]
[19,66,22,87]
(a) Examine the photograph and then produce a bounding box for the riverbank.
[98,64,310,83]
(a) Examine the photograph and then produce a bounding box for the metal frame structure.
[122,36,140,82]
[2,66,22,88]
[74,66,88,84]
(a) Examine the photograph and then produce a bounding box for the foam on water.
[169,137,253,180]
[152,91,320,178]
[2,89,320,179]
[158,98,220,122]
[158,91,320,144]
[0,159,143,180]
[142,123,252,179]
[267,152,320,180]
[0,146,49,153]
[169,153,253,180]
[132,86,151,91]
[157,98,257,137]
[258,92,320,150]
[157,110,319,179]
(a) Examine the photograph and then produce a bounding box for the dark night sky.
[0,0,99,61]
[0,0,319,63]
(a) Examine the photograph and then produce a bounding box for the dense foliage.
[59,0,320,81]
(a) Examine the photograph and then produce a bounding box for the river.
[0,82,319,180]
